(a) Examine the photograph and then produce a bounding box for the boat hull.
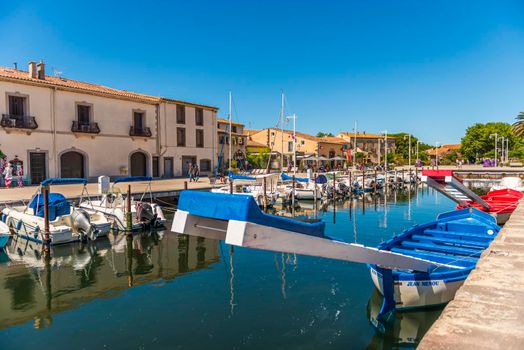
[0,234,9,249]
[369,266,464,310]
[2,208,76,245]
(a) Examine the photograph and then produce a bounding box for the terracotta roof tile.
[337,132,395,140]
[0,66,218,110]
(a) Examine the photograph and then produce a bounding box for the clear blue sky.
[1,0,524,144]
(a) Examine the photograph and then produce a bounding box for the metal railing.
[1,114,38,129]
[71,120,100,134]
[129,126,152,137]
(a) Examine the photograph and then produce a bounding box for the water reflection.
[366,289,441,348]
[0,186,459,349]
[0,230,219,330]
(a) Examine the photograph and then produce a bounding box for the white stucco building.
[0,61,217,184]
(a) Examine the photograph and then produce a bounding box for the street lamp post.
[435,142,440,168]
[499,137,505,167]
[506,138,510,164]
[489,133,498,167]
[382,130,388,171]
[404,134,412,169]
[416,140,422,166]
[286,114,297,175]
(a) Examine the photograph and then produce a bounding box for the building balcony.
[129,126,152,137]
[1,114,38,130]
[71,120,100,134]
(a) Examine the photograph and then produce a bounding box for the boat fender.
[1,213,6,223]
[34,226,40,239]
[16,220,22,231]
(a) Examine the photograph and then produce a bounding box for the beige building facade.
[337,132,396,163]
[216,118,247,170]
[0,61,217,184]
[249,128,350,166]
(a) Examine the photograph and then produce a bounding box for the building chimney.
[28,61,37,78]
[37,60,45,80]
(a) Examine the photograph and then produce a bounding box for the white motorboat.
[79,176,166,231]
[212,184,279,207]
[490,176,524,192]
[279,172,326,200]
[2,181,103,245]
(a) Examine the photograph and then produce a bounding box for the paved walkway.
[419,202,524,349]
[0,178,212,203]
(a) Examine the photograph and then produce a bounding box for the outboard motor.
[71,208,100,241]
[136,202,157,227]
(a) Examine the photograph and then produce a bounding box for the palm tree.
[512,112,524,136]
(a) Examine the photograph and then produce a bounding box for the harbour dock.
[0,177,212,205]
[419,201,524,349]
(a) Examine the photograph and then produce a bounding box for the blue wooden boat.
[369,208,500,317]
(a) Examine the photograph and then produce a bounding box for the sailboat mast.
[228,91,232,171]
[280,91,285,171]
[353,121,357,168]
[292,113,297,175]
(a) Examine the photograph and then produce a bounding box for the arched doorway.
[60,151,85,178]
[130,151,147,176]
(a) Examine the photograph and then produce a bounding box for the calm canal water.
[0,187,455,349]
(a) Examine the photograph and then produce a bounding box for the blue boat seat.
[400,240,482,257]
[424,229,495,242]
[391,248,478,266]
[411,234,490,249]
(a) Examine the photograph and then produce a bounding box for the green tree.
[316,132,334,137]
[512,112,524,136]
[247,147,271,169]
[461,122,517,162]
[388,132,429,161]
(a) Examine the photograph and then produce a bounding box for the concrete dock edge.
[419,201,524,349]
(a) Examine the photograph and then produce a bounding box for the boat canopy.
[228,171,256,181]
[41,178,87,186]
[315,174,328,184]
[29,193,71,221]
[280,172,309,183]
[178,190,325,237]
[113,176,153,184]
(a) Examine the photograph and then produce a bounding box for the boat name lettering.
[406,281,439,287]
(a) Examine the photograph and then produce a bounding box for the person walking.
[188,162,194,182]
[0,155,6,187]
[3,162,13,189]
[192,163,200,182]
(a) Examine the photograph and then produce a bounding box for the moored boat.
[368,208,500,316]
[2,191,100,244]
[79,176,166,231]
[0,220,10,249]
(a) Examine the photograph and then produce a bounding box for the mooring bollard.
[362,170,365,193]
[184,181,188,190]
[349,171,352,193]
[43,185,51,250]
[126,185,132,234]
[229,180,233,194]
[374,169,378,192]
[333,172,336,199]
[314,172,317,201]
[292,175,296,209]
